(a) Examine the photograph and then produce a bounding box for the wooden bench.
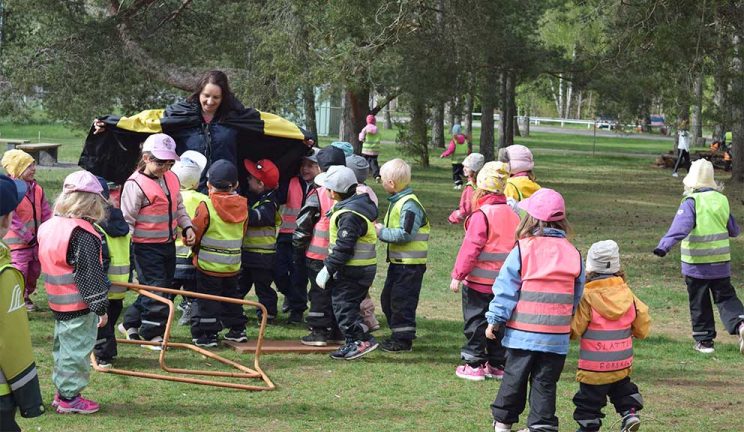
[13,143,63,166]
[1,138,32,150]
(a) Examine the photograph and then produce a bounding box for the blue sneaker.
[344,337,379,360]
[329,342,355,360]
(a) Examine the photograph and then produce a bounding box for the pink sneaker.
[455,364,486,381]
[484,364,505,380]
[51,392,60,408]
[55,394,100,414]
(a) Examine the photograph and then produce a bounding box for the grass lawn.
[4,122,744,431]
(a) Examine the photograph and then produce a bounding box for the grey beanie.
[345,154,369,183]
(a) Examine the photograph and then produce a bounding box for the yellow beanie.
[2,150,35,178]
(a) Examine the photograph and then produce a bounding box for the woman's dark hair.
[187,70,238,117]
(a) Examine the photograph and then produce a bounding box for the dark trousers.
[305,257,339,331]
[191,272,243,338]
[331,265,376,341]
[123,242,176,340]
[380,263,426,341]
[363,154,381,179]
[573,377,643,432]
[94,299,123,361]
[491,348,566,431]
[685,276,744,341]
[673,149,691,173]
[452,163,464,186]
[274,235,308,313]
[461,285,505,368]
[0,406,20,432]
[239,255,277,318]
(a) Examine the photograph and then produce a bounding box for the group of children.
[3,127,744,431]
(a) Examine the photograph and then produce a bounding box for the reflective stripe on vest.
[2,183,43,250]
[680,191,731,264]
[197,199,245,273]
[129,170,180,243]
[242,198,279,254]
[176,189,207,259]
[384,193,430,264]
[578,287,636,372]
[306,187,335,260]
[38,217,102,313]
[279,177,303,234]
[94,223,131,300]
[362,131,381,154]
[464,204,520,286]
[506,236,580,334]
[329,208,377,266]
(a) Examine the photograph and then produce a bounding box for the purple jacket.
[656,189,739,279]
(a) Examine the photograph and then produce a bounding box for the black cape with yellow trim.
[79,100,313,186]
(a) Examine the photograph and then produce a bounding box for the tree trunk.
[411,99,430,168]
[524,104,531,137]
[384,104,393,129]
[432,102,445,148]
[731,34,744,183]
[498,71,508,150]
[447,100,456,131]
[302,85,317,139]
[509,73,519,141]
[576,91,583,119]
[465,93,474,153]
[479,73,498,161]
[340,87,370,154]
[691,69,704,143]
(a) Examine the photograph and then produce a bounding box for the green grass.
[6,122,744,431]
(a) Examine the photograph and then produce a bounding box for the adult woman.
[81,70,312,192]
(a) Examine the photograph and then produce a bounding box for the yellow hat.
[1,149,35,178]
[476,161,510,193]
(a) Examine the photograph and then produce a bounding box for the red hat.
[243,159,279,189]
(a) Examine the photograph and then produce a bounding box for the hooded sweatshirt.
[191,191,248,277]
[324,193,378,275]
[570,275,651,385]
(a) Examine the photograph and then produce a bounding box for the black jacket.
[324,193,378,275]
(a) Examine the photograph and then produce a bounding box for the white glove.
[316,267,331,289]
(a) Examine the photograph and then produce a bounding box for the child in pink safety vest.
[486,188,585,432]
[1,149,52,312]
[450,162,520,382]
[571,240,650,432]
[119,134,195,349]
[448,152,485,225]
[38,170,110,414]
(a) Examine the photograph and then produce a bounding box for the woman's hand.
[184,227,196,246]
[93,119,106,134]
[303,138,315,148]
[485,323,499,340]
[449,278,461,293]
[98,313,109,328]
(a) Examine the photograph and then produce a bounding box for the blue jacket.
[486,228,585,355]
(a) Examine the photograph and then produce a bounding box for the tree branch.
[370,93,399,115]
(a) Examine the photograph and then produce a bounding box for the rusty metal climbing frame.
[90,281,276,391]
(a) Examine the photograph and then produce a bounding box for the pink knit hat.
[504,145,534,173]
[62,170,105,197]
[366,114,376,125]
[143,133,180,161]
[518,188,565,222]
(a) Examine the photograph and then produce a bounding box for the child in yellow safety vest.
[0,175,44,430]
[38,170,111,415]
[170,150,208,326]
[190,160,248,347]
[449,162,520,382]
[375,158,431,353]
[92,177,132,368]
[1,149,52,312]
[314,165,380,360]
[486,188,585,432]
[498,144,541,212]
[571,240,650,432]
[240,158,281,324]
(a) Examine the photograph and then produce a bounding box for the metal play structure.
[90,282,275,391]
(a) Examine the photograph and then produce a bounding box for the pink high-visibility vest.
[279,177,303,234]
[578,303,636,372]
[38,216,101,313]
[305,187,334,261]
[128,170,180,243]
[506,236,580,334]
[3,183,43,250]
[464,204,519,287]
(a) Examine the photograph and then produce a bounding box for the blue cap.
[0,175,27,217]
[331,141,354,157]
[96,176,110,200]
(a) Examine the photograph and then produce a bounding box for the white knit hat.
[683,159,717,190]
[462,153,485,172]
[586,240,621,274]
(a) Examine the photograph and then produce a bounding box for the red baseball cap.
[243,159,279,189]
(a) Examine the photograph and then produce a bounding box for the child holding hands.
[486,188,585,432]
